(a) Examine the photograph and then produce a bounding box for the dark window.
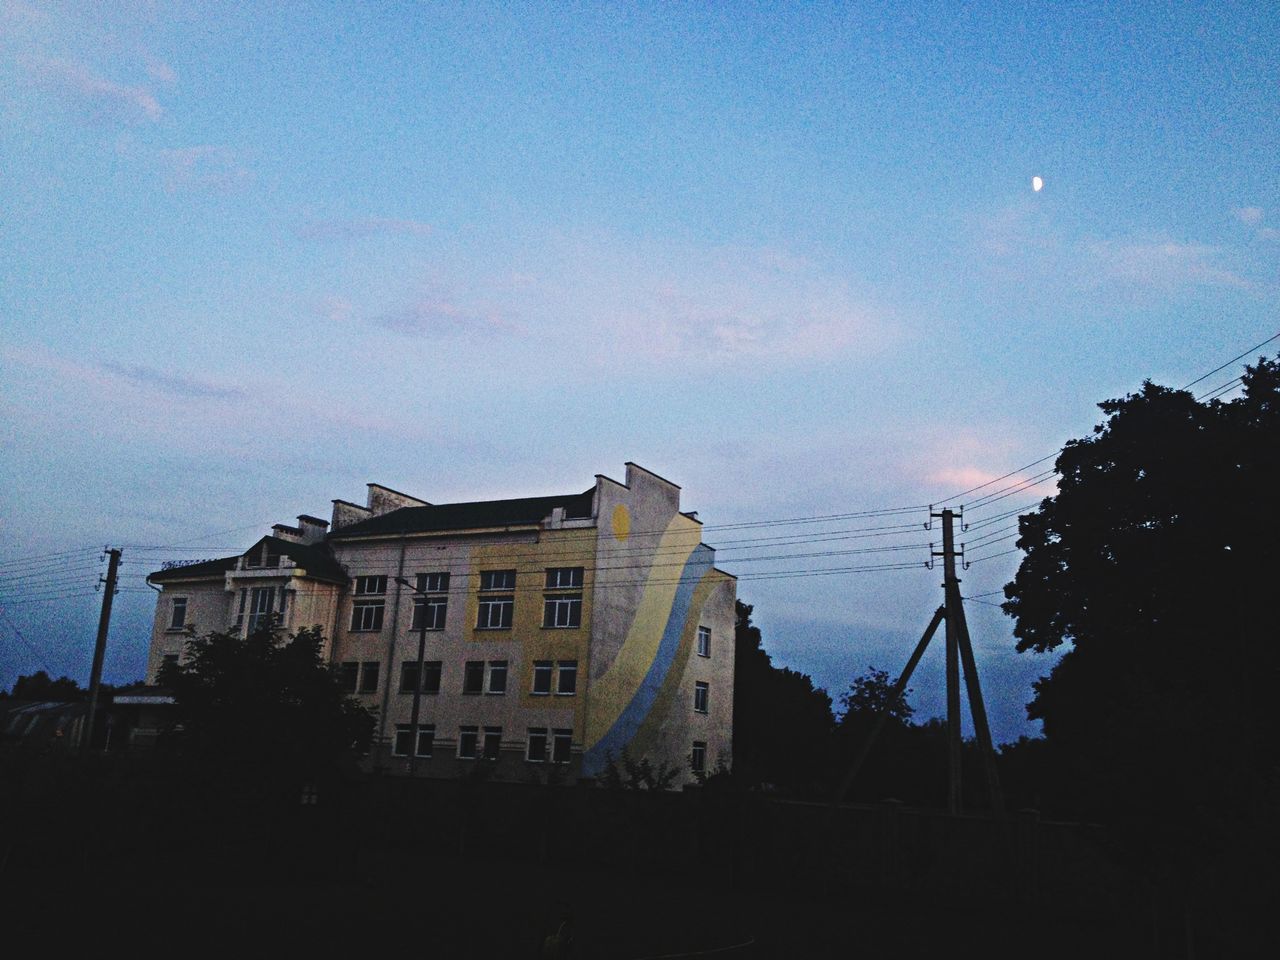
[393,724,435,758]
[545,567,584,590]
[542,595,582,628]
[416,572,450,594]
[249,587,275,632]
[463,661,484,695]
[339,661,359,693]
[399,661,419,693]
[170,597,187,630]
[359,661,380,694]
[697,626,711,658]
[351,600,385,632]
[482,726,502,761]
[411,596,447,631]
[527,727,548,762]
[556,660,578,696]
[552,729,572,764]
[355,575,387,595]
[532,660,553,695]
[694,681,709,713]
[691,741,707,773]
[422,660,441,694]
[480,569,516,591]
[458,725,478,760]
[476,595,513,629]
[487,660,508,694]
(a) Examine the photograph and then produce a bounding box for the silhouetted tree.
[6,671,85,701]
[157,625,376,801]
[732,601,834,792]
[838,666,914,725]
[1004,357,1280,820]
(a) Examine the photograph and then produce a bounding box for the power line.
[1180,331,1280,390]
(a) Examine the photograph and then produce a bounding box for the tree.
[1003,357,1280,819]
[157,625,376,796]
[838,666,914,725]
[6,671,85,701]
[732,601,834,792]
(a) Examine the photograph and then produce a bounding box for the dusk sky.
[2,1,1277,743]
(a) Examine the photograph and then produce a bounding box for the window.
[691,741,707,774]
[556,660,578,696]
[393,723,435,757]
[417,571,450,594]
[694,681,709,713]
[339,661,359,693]
[697,626,711,658]
[543,567,583,628]
[486,660,508,694]
[458,725,479,760]
[169,597,187,630]
[532,660,553,695]
[421,660,441,694]
[359,661,380,694]
[527,727,548,762]
[482,726,502,761]
[463,660,484,695]
[480,569,516,591]
[411,596,448,631]
[411,573,449,630]
[476,593,513,629]
[527,725,573,765]
[355,575,387,595]
[543,594,582,628]
[249,586,276,632]
[399,660,439,693]
[545,567,584,590]
[235,587,247,630]
[552,728,572,764]
[350,600,385,632]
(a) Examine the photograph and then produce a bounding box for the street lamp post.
[395,576,430,777]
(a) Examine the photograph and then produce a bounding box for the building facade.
[146,463,736,784]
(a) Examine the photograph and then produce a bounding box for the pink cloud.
[159,146,252,193]
[27,56,162,122]
[293,217,433,241]
[1234,207,1264,226]
[1086,238,1246,289]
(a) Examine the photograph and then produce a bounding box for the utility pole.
[834,509,1004,815]
[81,547,120,755]
[395,576,429,776]
[937,509,965,815]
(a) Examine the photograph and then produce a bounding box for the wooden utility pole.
[395,576,430,776]
[81,547,120,754]
[834,509,1004,814]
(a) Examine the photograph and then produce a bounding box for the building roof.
[329,488,596,540]
[146,536,348,585]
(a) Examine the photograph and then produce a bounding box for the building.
[145,463,736,784]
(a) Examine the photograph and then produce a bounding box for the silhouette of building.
[145,463,735,782]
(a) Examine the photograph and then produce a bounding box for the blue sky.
[2,1,1277,742]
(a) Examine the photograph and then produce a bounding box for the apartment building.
[145,463,736,784]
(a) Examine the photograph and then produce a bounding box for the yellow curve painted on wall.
[586,517,701,748]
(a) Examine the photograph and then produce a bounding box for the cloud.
[1234,207,1264,226]
[1085,238,1246,289]
[25,55,162,123]
[293,217,433,241]
[1259,227,1280,242]
[159,146,252,193]
[144,57,176,85]
[97,362,243,400]
[377,296,512,337]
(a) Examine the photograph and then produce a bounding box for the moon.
[1032,176,1044,192]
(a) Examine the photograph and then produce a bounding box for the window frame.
[694,681,709,714]
[358,661,380,694]
[481,726,503,761]
[350,599,385,632]
[691,740,707,774]
[556,660,578,696]
[462,660,484,695]
[552,728,572,764]
[527,727,548,762]
[531,660,553,695]
[458,725,479,760]
[544,567,584,590]
[542,594,582,629]
[354,575,387,596]
[696,625,711,658]
[486,660,508,695]
[479,569,516,591]
[392,723,435,758]
[169,597,188,631]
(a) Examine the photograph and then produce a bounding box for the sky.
[2,1,1277,744]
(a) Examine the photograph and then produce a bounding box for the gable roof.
[329,488,596,540]
[147,536,347,585]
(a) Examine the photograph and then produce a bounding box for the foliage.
[599,748,680,791]
[5,671,86,701]
[156,625,376,790]
[838,666,914,725]
[732,601,834,792]
[1003,357,1280,818]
